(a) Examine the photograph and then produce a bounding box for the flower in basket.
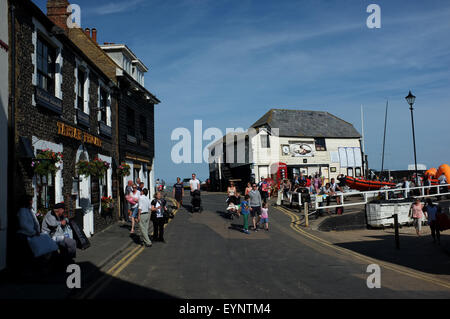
[92,158,110,177]
[33,149,63,176]
[76,160,93,177]
[101,196,114,210]
[118,163,131,177]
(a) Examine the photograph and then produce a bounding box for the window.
[123,56,131,74]
[77,69,85,110]
[139,115,147,141]
[347,167,354,177]
[99,171,108,204]
[99,88,108,124]
[36,173,55,213]
[36,37,56,94]
[260,134,270,148]
[355,167,362,177]
[315,138,326,151]
[126,107,135,136]
[134,168,140,184]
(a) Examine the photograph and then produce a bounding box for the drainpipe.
[7,3,16,267]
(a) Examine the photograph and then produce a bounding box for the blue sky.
[34,0,450,183]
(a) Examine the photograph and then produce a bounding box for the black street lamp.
[405,90,418,184]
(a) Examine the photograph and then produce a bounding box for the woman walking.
[245,182,252,196]
[151,191,168,243]
[227,181,237,201]
[409,198,424,236]
[126,184,141,234]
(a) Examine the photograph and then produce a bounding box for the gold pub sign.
[57,122,102,147]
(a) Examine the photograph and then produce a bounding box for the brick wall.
[11,2,119,234]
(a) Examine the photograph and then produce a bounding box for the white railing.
[279,184,450,211]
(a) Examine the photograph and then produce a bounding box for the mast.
[361,105,365,154]
[361,105,366,177]
[381,100,388,179]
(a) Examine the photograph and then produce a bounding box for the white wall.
[0,0,9,271]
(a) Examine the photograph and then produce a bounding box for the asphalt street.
[89,192,450,299]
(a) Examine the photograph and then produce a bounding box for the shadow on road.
[335,234,450,276]
[0,260,179,299]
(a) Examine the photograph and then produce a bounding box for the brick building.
[0,0,10,271]
[9,0,120,241]
[100,43,160,203]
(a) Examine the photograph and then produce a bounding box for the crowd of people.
[124,178,170,247]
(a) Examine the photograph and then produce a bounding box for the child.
[260,202,269,231]
[239,195,251,234]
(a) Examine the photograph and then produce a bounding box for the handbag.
[27,233,59,258]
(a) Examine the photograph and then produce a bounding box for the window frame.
[314,138,327,151]
[139,115,147,141]
[36,36,56,95]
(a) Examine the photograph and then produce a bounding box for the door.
[322,167,330,184]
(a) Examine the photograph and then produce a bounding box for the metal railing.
[280,184,450,211]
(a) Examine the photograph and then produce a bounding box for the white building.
[208,109,363,189]
[0,0,9,271]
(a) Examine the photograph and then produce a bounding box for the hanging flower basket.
[92,157,110,177]
[101,196,115,210]
[32,149,63,176]
[76,158,110,177]
[118,163,131,177]
[76,160,93,177]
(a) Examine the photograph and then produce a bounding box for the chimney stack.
[47,0,70,32]
[84,28,90,38]
[92,28,97,43]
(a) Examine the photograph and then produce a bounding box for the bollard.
[393,213,400,249]
[304,203,309,227]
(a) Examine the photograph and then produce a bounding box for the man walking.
[173,177,184,209]
[249,183,262,231]
[189,173,200,196]
[425,198,440,245]
[138,189,152,247]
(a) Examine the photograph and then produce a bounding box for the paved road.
[88,192,450,299]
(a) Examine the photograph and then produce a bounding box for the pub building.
[9,0,120,240]
[100,43,160,201]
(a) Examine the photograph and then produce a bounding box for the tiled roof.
[250,109,361,138]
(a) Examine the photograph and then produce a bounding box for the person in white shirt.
[138,189,152,247]
[330,178,343,205]
[401,177,411,198]
[189,173,200,196]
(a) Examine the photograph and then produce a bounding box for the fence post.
[304,202,309,227]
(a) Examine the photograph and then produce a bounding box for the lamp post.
[405,90,418,185]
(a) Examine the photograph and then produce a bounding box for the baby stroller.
[191,189,202,213]
[226,195,241,220]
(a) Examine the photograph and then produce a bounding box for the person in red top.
[306,176,312,188]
